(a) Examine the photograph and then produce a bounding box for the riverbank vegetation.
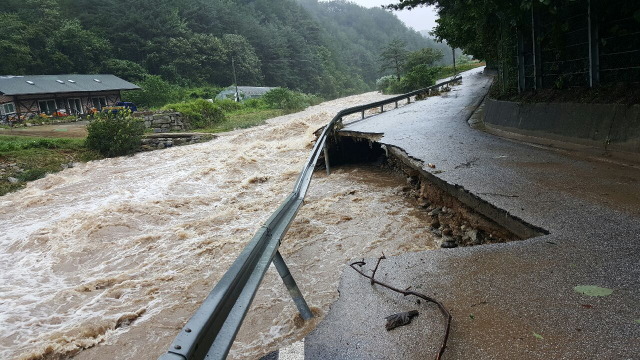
[375,38,483,94]
[0,137,102,196]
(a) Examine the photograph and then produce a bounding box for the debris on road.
[350,254,451,360]
[385,310,419,331]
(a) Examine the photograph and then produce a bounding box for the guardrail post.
[380,105,384,112]
[407,97,411,104]
[395,101,398,109]
[272,251,314,321]
[323,141,330,175]
[361,110,365,119]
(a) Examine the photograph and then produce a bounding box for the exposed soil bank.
[324,135,547,247]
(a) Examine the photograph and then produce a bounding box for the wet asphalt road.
[304,68,640,359]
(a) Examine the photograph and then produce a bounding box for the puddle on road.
[0,92,438,360]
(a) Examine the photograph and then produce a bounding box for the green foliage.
[0,13,32,74]
[379,38,408,79]
[162,99,225,129]
[401,64,440,91]
[1,0,443,98]
[17,168,48,182]
[405,48,444,71]
[376,75,400,93]
[573,285,614,297]
[0,137,86,152]
[85,110,145,157]
[102,59,149,82]
[123,75,176,108]
[214,99,244,112]
[184,86,224,100]
[262,88,321,112]
[0,135,101,196]
[244,98,268,109]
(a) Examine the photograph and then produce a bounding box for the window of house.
[92,97,107,110]
[68,98,83,115]
[0,102,16,115]
[38,100,56,115]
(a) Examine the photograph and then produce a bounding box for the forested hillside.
[0,0,433,98]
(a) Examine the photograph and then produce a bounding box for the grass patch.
[196,108,286,133]
[436,62,485,80]
[0,136,102,196]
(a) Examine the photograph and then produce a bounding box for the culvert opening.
[319,135,548,248]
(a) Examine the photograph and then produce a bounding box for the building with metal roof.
[0,74,140,122]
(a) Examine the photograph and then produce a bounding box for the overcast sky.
[324,0,439,33]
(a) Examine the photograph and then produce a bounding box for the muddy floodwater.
[0,93,438,360]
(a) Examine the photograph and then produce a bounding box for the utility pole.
[452,47,456,77]
[232,56,239,102]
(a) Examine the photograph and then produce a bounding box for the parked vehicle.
[102,102,138,114]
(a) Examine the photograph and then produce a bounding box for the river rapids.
[0,92,438,360]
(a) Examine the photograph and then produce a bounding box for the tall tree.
[379,38,408,79]
[405,48,444,71]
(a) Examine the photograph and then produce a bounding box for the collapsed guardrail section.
[158,76,462,360]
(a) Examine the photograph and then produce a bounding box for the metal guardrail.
[158,76,462,360]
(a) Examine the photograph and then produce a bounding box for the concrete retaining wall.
[483,99,640,155]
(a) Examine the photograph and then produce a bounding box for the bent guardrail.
[158,76,462,360]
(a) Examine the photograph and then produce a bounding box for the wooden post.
[532,5,543,89]
[13,95,21,123]
[588,0,600,87]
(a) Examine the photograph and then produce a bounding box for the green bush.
[375,75,396,92]
[18,168,48,182]
[262,88,320,111]
[214,99,244,112]
[376,75,404,94]
[85,110,145,157]
[185,86,223,100]
[123,75,177,108]
[401,65,440,92]
[163,99,225,129]
[243,98,267,109]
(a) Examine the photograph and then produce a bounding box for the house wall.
[10,91,122,117]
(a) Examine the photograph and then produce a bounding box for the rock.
[442,227,452,236]
[442,206,449,213]
[417,198,430,208]
[430,228,442,237]
[165,141,173,147]
[430,219,440,229]
[8,177,19,183]
[428,208,442,217]
[465,229,478,242]
[67,162,75,169]
[441,240,458,248]
[158,142,165,149]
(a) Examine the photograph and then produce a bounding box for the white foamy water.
[0,93,437,360]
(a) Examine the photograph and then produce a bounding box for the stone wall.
[141,133,214,151]
[137,111,189,133]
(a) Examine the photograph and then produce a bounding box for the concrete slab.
[305,68,640,359]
